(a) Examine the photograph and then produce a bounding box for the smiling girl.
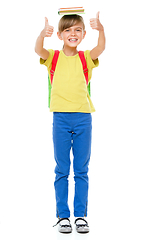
[35,13,105,234]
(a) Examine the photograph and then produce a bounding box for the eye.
[76,29,82,32]
[65,29,70,32]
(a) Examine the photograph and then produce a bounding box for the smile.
[69,39,78,42]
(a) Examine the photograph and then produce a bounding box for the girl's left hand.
[90,12,104,31]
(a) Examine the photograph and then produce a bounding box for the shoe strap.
[75,218,89,227]
[53,218,70,227]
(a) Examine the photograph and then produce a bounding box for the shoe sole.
[77,230,89,234]
[76,227,89,234]
[59,229,72,234]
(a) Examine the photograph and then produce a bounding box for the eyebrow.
[66,26,83,30]
[64,26,83,31]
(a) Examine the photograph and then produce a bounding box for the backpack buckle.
[83,68,88,73]
[50,69,55,75]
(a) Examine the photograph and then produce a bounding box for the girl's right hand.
[41,17,54,38]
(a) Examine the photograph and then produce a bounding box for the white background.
[0,0,143,239]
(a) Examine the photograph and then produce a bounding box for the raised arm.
[35,17,54,60]
[90,12,106,60]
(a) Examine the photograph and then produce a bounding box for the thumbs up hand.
[90,12,104,31]
[41,17,54,38]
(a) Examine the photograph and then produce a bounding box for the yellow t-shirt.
[40,49,99,113]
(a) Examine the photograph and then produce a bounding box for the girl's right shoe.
[54,218,72,234]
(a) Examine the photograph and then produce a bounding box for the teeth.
[69,39,77,42]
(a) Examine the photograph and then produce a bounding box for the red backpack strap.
[50,50,60,84]
[78,51,88,85]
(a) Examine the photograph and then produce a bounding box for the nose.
[71,29,76,35]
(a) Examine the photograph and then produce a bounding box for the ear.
[57,32,63,40]
[83,30,86,39]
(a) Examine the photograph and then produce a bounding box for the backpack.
[48,50,90,108]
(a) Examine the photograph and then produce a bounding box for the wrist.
[40,29,45,39]
[99,25,104,32]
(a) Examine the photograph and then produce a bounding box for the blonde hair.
[58,14,85,33]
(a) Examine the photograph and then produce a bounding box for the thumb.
[96,11,100,19]
[45,17,49,26]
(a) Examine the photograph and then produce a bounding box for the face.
[57,23,86,48]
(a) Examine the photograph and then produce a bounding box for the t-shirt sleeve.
[84,50,99,69]
[84,50,99,82]
[40,49,54,70]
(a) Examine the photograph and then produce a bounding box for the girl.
[35,12,105,233]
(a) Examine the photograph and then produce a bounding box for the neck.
[63,46,78,56]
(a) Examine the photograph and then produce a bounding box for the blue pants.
[53,112,92,218]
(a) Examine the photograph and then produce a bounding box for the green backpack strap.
[48,75,52,108]
[48,50,60,108]
[87,82,91,96]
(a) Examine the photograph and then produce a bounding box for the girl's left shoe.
[75,218,90,233]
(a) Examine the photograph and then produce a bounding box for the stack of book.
[58,7,85,15]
